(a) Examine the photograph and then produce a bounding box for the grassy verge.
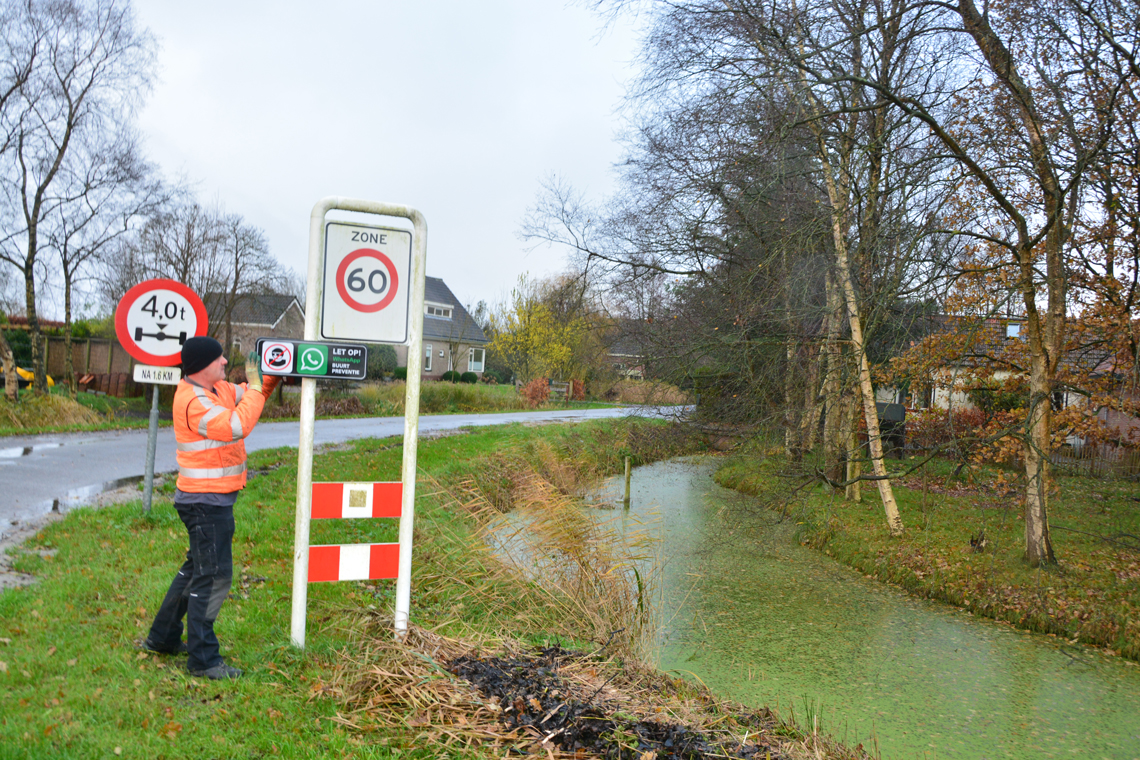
[0,388,154,436]
[0,381,620,437]
[715,444,1140,660]
[3,419,862,760]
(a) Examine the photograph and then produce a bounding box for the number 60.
[347,267,387,294]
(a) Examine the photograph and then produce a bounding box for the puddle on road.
[44,475,144,513]
[0,442,62,458]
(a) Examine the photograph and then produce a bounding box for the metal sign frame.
[290,197,427,649]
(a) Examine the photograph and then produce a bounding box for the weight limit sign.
[320,222,412,344]
[115,279,209,366]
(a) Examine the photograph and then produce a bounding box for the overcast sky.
[130,0,641,312]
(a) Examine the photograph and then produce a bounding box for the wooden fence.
[1051,443,1140,478]
[14,334,144,398]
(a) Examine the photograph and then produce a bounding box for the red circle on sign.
[335,249,399,313]
[114,279,209,366]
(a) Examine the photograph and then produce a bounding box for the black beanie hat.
[181,336,223,376]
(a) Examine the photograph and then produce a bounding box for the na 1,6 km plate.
[115,279,209,366]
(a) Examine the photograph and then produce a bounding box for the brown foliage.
[519,378,549,408]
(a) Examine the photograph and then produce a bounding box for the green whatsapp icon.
[297,344,328,375]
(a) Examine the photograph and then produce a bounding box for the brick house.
[204,293,305,356]
[393,277,488,379]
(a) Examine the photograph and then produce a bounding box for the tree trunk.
[24,259,47,395]
[820,270,846,485]
[1025,358,1057,565]
[64,271,76,398]
[845,393,862,502]
[0,330,17,402]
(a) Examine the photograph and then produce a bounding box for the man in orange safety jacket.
[144,336,280,680]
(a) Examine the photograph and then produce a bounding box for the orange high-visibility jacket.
[173,379,271,493]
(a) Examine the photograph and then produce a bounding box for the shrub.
[365,344,398,378]
[262,394,367,419]
[905,407,989,452]
[460,371,478,384]
[520,377,549,408]
[441,370,461,383]
[393,367,407,381]
[3,330,32,366]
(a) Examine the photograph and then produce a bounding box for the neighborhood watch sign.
[256,338,367,380]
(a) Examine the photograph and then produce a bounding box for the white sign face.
[115,279,209,367]
[133,364,182,385]
[260,341,295,374]
[320,222,412,343]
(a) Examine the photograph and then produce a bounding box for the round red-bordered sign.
[335,248,400,313]
[115,279,209,366]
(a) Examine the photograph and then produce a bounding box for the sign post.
[290,197,426,649]
[114,279,208,513]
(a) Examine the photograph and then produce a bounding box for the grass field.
[0,419,728,759]
[715,445,1140,660]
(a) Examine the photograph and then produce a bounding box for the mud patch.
[448,647,786,758]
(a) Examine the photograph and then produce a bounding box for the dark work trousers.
[147,501,235,671]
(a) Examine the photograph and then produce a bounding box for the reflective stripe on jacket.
[173,379,267,493]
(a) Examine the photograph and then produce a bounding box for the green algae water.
[582,458,1140,760]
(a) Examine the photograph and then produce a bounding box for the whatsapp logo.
[297,344,328,375]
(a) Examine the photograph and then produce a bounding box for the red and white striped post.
[306,482,402,582]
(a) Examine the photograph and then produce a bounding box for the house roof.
[420,277,487,345]
[917,314,1116,376]
[205,293,303,328]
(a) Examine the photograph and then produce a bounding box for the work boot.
[188,662,242,680]
[141,637,188,655]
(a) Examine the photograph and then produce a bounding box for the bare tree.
[213,213,286,358]
[0,0,155,393]
[44,130,167,395]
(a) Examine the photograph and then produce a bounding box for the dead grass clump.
[329,620,871,760]
[262,395,367,419]
[0,393,101,430]
[605,380,691,406]
[449,470,657,660]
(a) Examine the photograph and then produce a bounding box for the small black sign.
[256,338,368,381]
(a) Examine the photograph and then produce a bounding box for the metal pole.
[395,209,427,639]
[291,196,427,649]
[290,197,329,650]
[142,384,160,513]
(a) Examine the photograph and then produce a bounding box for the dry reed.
[0,393,101,430]
[328,619,870,759]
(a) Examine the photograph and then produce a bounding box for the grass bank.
[0,381,619,437]
[715,445,1140,661]
[0,419,865,759]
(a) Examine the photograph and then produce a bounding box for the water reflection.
[586,458,1140,760]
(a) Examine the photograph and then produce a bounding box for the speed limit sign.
[320,222,412,343]
[115,279,209,366]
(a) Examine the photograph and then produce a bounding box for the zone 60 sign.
[320,222,412,343]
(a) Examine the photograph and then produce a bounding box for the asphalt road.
[0,406,678,540]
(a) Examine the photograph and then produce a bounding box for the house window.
[425,305,452,318]
[1006,323,1021,338]
[469,347,484,372]
[424,343,432,373]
